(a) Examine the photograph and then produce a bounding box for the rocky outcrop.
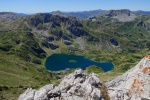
[109,37,118,46]
[0,12,22,22]
[49,43,59,50]
[137,20,147,29]
[64,40,72,45]
[18,69,103,100]
[99,9,137,22]
[106,56,150,100]
[67,27,89,37]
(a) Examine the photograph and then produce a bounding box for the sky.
[1,0,150,13]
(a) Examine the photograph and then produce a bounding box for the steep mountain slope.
[0,30,55,100]
[24,11,150,53]
[106,56,150,100]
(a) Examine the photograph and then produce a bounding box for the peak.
[51,10,72,18]
[52,10,62,15]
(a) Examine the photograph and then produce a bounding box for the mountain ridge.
[1,9,150,19]
[0,12,23,22]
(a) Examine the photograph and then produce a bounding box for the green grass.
[0,13,150,99]
[0,50,54,100]
[85,65,104,74]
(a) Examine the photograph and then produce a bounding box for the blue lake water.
[45,54,114,72]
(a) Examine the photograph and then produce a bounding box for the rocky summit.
[106,56,150,100]
[18,69,103,100]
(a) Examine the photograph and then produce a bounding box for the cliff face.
[18,69,103,100]
[106,56,150,100]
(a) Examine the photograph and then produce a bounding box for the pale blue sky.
[1,0,150,13]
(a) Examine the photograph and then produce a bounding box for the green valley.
[0,9,150,99]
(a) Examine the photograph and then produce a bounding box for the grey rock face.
[18,69,103,100]
[106,56,150,100]
[0,12,22,22]
[100,9,137,22]
[137,20,147,29]
[34,84,54,100]
[18,85,54,100]
[18,88,36,100]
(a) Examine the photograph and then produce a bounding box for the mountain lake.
[45,54,114,72]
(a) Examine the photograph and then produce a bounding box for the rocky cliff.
[106,56,150,100]
[18,69,104,100]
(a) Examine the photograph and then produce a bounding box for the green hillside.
[0,10,150,99]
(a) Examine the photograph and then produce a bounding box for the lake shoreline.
[45,54,114,72]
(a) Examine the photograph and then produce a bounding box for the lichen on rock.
[106,56,150,100]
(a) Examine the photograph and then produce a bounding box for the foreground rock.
[106,56,150,100]
[18,69,103,100]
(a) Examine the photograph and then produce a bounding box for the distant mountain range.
[16,13,28,16]
[10,9,150,18]
[135,10,150,15]
[63,10,150,18]
[63,9,106,18]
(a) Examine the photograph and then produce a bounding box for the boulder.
[34,84,54,100]
[18,88,36,100]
